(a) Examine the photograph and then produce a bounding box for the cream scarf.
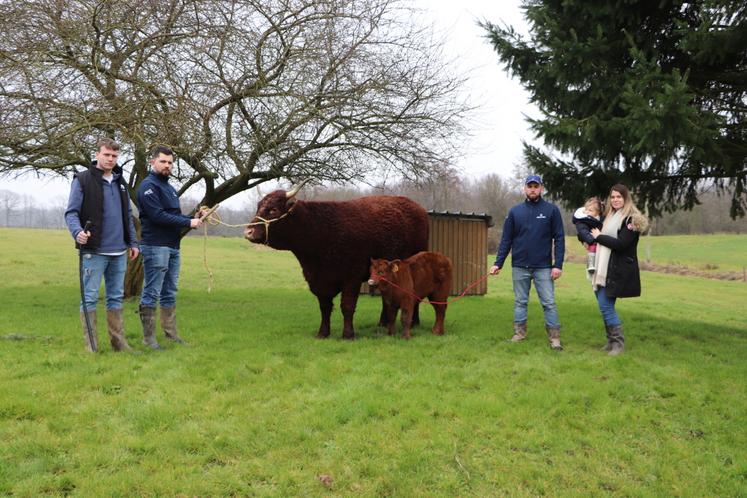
[593,210,624,290]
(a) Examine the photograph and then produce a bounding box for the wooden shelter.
[427,211,493,296]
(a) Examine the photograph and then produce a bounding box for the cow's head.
[245,180,309,244]
[368,258,401,286]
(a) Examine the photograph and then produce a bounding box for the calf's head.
[368,258,401,286]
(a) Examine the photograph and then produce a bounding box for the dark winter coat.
[594,213,648,298]
[571,207,603,245]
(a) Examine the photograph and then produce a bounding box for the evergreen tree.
[483,0,746,217]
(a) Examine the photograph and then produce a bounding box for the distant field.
[1,228,745,496]
[565,233,747,276]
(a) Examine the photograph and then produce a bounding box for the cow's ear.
[285,198,296,209]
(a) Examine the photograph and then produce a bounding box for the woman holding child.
[589,184,649,356]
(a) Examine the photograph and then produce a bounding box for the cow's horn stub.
[286,178,311,199]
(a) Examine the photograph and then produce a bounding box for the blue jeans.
[511,267,560,328]
[595,287,622,327]
[140,245,181,308]
[80,252,127,311]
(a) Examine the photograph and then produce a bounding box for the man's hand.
[128,247,140,261]
[190,217,204,229]
[198,206,212,219]
[489,265,501,276]
[551,268,563,280]
[75,230,90,244]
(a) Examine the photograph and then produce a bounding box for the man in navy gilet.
[65,138,140,352]
[137,145,205,349]
[490,175,565,350]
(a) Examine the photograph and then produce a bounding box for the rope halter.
[245,204,296,244]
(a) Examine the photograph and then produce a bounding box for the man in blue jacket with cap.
[490,175,565,350]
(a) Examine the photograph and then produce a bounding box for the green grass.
[1,228,746,496]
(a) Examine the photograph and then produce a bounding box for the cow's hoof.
[315,333,330,339]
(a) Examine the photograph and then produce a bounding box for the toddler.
[572,197,603,276]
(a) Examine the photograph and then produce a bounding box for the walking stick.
[78,221,97,352]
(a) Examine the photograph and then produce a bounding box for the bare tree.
[0,189,21,226]
[0,0,469,206]
[0,0,469,295]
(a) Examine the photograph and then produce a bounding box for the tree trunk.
[124,214,143,299]
[124,256,143,299]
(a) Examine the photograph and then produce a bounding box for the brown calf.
[368,251,453,339]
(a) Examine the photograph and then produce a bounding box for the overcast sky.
[0,0,535,207]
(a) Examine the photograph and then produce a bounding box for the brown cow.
[245,181,428,339]
[368,251,452,339]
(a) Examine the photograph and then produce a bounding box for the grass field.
[566,233,747,276]
[1,228,746,497]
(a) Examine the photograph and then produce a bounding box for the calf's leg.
[400,299,414,339]
[431,302,447,335]
[378,299,389,327]
[386,303,399,336]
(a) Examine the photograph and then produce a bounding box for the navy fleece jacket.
[494,197,565,269]
[137,172,192,248]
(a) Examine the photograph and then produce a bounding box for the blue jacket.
[137,172,192,248]
[494,197,565,269]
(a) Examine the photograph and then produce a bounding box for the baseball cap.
[525,174,543,185]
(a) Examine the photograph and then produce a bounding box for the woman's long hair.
[602,183,647,231]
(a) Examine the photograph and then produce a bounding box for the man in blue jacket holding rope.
[490,175,565,350]
[137,145,206,350]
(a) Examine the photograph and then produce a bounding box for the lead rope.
[197,205,295,291]
[377,273,490,305]
[198,205,486,304]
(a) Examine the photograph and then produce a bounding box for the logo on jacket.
[143,188,154,195]
[536,213,547,219]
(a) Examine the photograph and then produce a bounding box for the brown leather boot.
[139,305,161,350]
[160,307,186,344]
[80,310,98,353]
[106,309,133,352]
[510,322,527,342]
[600,324,613,351]
[608,325,625,356]
[546,325,563,351]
